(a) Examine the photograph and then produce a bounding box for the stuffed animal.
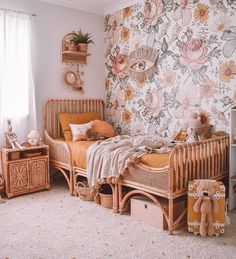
[86,128,106,141]
[193,181,219,237]
[194,124,212,140]
[27,130,40,146]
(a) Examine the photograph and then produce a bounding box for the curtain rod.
[0,7,36,17]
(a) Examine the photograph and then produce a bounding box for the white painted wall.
[0,0,105,134]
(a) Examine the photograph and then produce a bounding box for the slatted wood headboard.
[44,99,105,139]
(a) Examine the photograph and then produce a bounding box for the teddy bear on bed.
[85,128,106,141]
[85,120,116,141]
[193,180,219,237]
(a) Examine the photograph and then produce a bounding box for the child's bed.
[44,99,229,234]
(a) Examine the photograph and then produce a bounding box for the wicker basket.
[78,43,88,53]
[97,185,113,209]
[68,45,78,51]
[76,182,94,201]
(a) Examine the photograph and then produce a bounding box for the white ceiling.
[37,0,141,15]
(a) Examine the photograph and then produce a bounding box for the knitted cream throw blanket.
[87,135,164,188]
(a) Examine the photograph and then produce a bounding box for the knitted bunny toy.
[193,181,219,237]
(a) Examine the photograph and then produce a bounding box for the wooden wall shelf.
[62,51,91,64]
[61,33,91,64]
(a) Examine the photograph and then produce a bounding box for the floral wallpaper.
[105,0,236,137]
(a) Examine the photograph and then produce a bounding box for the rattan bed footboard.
[119,136,229,234]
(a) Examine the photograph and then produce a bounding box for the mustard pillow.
[92,120,115,138]
[58,112,100,140]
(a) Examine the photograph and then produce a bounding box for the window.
[0,9,36,145]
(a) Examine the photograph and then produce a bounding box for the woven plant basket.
[68,45,78,51]
[78,43,88,53]
[76,182,94,201]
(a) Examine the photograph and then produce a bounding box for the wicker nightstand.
[1,145,50,198]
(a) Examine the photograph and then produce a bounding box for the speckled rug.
[0,176,235,259]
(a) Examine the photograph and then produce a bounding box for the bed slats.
[168,136,229,193]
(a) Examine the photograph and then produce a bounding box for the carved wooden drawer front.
[29,159,48,188]
[9,161,28,192]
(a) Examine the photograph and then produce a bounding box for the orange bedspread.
[61,140,169,169]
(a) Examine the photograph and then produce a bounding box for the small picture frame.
[65,71,77,86]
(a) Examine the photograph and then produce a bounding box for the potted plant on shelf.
[73,29,94,53]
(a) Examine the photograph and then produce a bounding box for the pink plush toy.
[193,180,219,237]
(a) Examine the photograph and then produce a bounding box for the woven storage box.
[76,182,95,201]
[188,180,225,236]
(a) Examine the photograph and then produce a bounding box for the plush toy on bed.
[193,180,219,237]
[190,111,212,140]
[194,124,212,140]
[85,128,106,141]
[69,120,115,141]
[86,120,116,141]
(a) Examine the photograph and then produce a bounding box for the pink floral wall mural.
[105,0,236,137]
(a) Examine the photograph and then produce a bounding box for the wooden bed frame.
[118,136,229,234]
[44,99,229,234]
[44,99,105,194]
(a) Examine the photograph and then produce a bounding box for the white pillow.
[69,122,93,141]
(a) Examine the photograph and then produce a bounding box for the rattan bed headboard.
[44,99,105,139]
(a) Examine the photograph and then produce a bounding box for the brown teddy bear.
[85,128,106,141]
[193,180,219,236]
[194,124,212,140]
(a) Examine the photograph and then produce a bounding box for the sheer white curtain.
[0,9,37,147]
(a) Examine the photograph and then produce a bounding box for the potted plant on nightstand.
[73,29,94,53]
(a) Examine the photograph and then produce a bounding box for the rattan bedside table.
[1,145,50,198]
